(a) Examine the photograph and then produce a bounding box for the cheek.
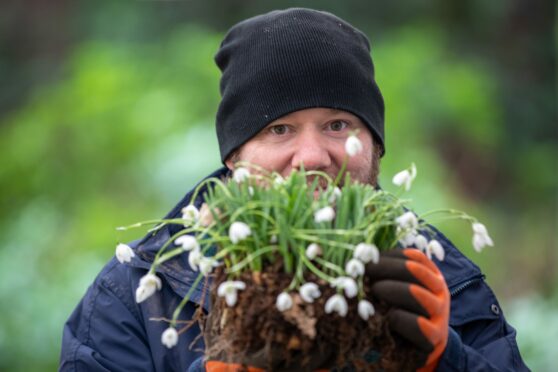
[345,135,374,174]
[238,145,291,173]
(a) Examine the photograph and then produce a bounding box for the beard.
[306,145,381,189]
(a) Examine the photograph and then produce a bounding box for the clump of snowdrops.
[115,134,494,349]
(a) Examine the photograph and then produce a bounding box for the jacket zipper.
[450,276,484,297]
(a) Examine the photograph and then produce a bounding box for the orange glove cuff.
[206,361,328,372]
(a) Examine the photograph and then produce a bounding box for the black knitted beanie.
[215,8,385,163]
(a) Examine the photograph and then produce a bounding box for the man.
[60,8,528,371]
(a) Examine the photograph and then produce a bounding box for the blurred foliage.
[0,1,555,371]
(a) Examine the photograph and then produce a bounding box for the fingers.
[417,316,445,347]
[367,249,446,294]
[402,249,440,274]
[365,256,421,285]
[373,280,443,318]
[405,260,446,294]
[409,283,444,317]
[372,280,430,317]
[375,249,450,369]
[387,309,434,353]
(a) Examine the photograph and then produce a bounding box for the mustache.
[305,173,341,190]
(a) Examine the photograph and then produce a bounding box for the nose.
[291,130,332,171]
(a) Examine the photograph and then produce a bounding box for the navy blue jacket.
[60,167,529,371]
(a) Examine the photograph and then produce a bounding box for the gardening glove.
[367,248,450,372]
[203,304,332,372]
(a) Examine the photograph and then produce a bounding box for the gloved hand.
[367,248,450,372]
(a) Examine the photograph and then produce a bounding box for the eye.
[269,124,289,135]
[328,120,349,132]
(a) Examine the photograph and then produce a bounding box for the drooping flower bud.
[325,294,349,317]
[345,258,365,278]
[181,205,200,226]
[358,300,375,320]
[174,235,199,251]
[229,221,252,244]
[135,273,162,303]
[276,292,293,311]
[472,222,494,252]
[345,135,363,157]
[353,243,379,264]
[314,206,335,223]
[217,280,246,307]
[392,163,417,191]
[233,167,251,183]
[161,327,178,348]
[115,243,135,264]
[305,243,322,260]
[427,239,445,261]
[299,282,321,303]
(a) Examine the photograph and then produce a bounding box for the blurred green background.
[0,1,555,370]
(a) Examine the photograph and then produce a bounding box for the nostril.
[291,147,331,171]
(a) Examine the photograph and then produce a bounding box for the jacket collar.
[127,167,230,311]
[428,225,483,289]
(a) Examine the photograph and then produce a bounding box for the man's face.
[226,108,380,187]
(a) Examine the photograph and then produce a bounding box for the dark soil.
[203,261,426,371]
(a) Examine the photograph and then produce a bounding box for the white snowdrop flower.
[199,257,219,276]
[135,273,162,303]
[331,276,358,298]
[188,248,202,271]
[115,243,135,264]
[472,222,489,235]
[233,167,251,183]
[181,205,200,226]
[414,234,428,251]
[305,243,322,260]
[229,221,251,244]
[161,327,178,348]
[273,174,285,186]
[358,300,375,320]
[328,187,342,204]
[345,258,365,278]
[472,222,494,252]
[217,280,246,307]
[299,282,321,303]
[392,163,417,191]
[276,292,293,311]
[314,206,335,223]
[398,228,418,247]
[325,294,349,317]
[248,186,254,196]
[427,240,445,261]
[174,235,199,251]
[345,135,363,157]
[396,211,419,230]
[269,234,278,244]
[354,243,379,264]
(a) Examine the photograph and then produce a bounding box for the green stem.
[171,273,204,325]
[116,219,166,231]
[334,154,349,186]
[300,254,335,283]
[226,245,278,273]
[418,208,471,220]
